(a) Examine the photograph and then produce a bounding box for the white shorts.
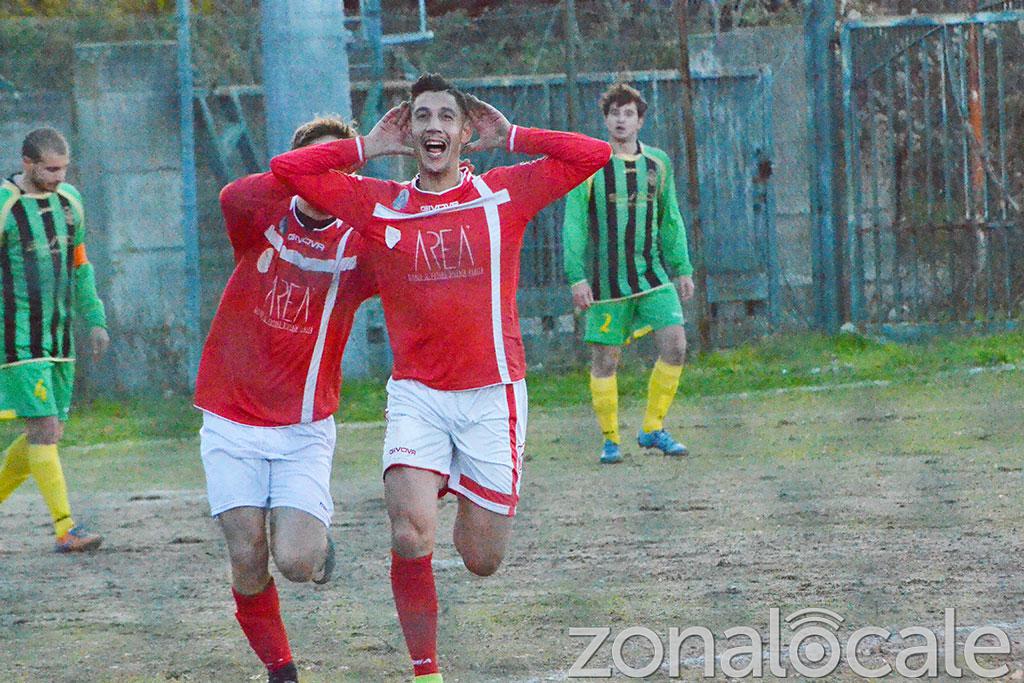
[382,378,527,517]
[199,411,336,527]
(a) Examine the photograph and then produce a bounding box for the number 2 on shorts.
[599,313,612,333]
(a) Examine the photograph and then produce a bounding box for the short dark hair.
[410,73,469,118]
[290,115,358,150]
[599,82,648,118]
[22,127,68,161]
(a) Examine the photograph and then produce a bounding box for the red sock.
[390,550,439,676]
[232,578,293,672]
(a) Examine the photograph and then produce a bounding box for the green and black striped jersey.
[0,177,106,365]
[562,142,692,302]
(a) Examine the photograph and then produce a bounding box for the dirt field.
[2,371,1023,681]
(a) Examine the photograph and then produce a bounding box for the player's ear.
[460,117,473,144]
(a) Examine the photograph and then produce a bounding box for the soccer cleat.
[54,525,102,553]
[313,535,335,585]
[599,439,622,464]
[268,662,299,683]
[413,674,443,683]
[637,429,688,456]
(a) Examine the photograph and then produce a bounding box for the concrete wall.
[72,41,190,393]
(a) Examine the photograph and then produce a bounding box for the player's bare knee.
[461,550,503,577]
[591,346,621,377]
[275,552,316,583]
[221,518,268,572]
[228,536,267,571]
[390,514,434,556]
[661,345,686,366]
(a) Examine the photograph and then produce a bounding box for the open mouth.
[422,138,448,160]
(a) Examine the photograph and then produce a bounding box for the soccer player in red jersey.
[194,117,375,683]
[271,74,612,682]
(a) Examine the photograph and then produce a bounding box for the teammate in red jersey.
[194,117,375,683]
[271,74,611,682]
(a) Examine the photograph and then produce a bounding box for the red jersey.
[270,126,611,391]
[194,172,376,426]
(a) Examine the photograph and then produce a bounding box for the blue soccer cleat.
[637,429,688,456]
[599,440,622,464]
[54,525,102,553]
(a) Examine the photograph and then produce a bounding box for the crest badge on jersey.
[392,189,410,211]
[385,225,401,249]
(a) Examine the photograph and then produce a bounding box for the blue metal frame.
[177,0,201,386]
[804,0,840,331]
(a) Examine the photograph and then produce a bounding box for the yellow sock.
[642,359,683,432]
[590,373,620,443]
[0,434,30,503]
[27,444,75,538]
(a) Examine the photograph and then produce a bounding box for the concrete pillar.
[261,0,353,156]
[73,41,189,392]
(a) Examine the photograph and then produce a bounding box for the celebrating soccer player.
[271,73,611,682]
[0,128,109,552]
[562,82,695,464]
[193,117,376,683]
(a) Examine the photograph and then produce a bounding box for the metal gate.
[458,68,779,346]
[841,10,1024,330]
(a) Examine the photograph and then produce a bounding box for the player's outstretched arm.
[270,130,386,226]
[494,124,611,222]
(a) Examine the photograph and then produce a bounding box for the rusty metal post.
[966,0,988,295]
[674,0,711,350]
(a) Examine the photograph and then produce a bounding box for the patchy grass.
[5,330,1024,448]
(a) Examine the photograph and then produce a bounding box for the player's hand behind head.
[364,102,415,158]
[462,95,512,154]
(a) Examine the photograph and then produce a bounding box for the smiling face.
[604,101,644,147]
[410,90,473,178]
[22,150,69,194]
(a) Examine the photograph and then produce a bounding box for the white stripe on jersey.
[370,188,510,221]
[301,227,355,423]
[471,175,511,384]
[263,226,357,273]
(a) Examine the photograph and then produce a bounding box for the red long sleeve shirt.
[194,172,376,426]
[271,126,611,391]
